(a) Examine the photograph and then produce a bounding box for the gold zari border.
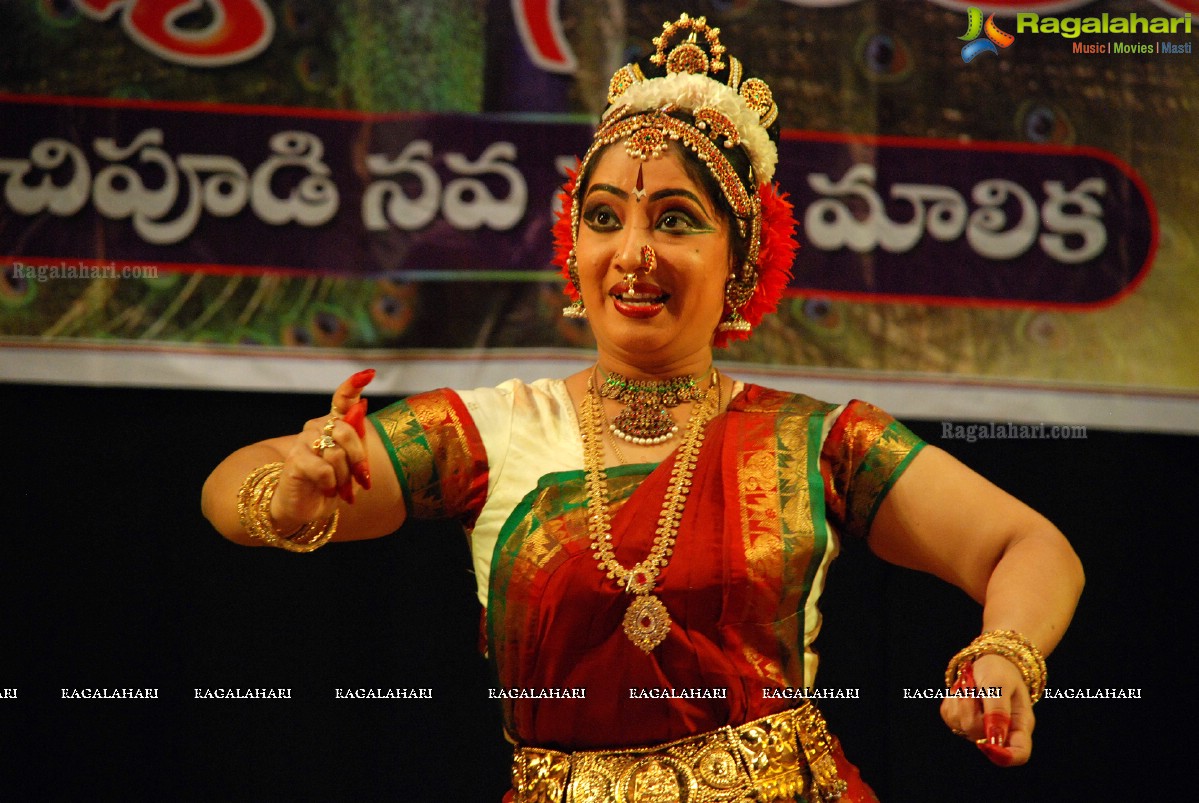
[511,703,847,803]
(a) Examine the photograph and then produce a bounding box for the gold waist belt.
[510,703,848,803]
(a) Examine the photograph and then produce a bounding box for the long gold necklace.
[580,368,720,653]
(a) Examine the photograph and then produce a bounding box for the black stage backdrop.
[1,382,1188,801]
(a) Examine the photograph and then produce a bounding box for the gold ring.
[311,435,337,453]
[322,417,337,435]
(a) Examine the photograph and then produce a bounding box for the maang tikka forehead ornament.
[555,12,798,345]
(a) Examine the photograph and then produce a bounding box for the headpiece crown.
[607,14,778,154]
[651,13,726,74]
[557,13,797,346]
[602,14,778,185]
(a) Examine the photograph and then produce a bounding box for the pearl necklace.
[580,368,720,653]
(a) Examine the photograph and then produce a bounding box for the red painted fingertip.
[977,742,1014,767]
[344,399,368,438]
[322,486,338,499]
[352,460,372,491]
[350,368,376,389]
[983,711,1010,746]
[338,481,355,504]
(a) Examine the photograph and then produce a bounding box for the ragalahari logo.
[959,7,1015,62]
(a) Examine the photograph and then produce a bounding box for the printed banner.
[786,133,1155,306]
[0,0,1196,434]
[0,97,1155,310]
[0,95,590,279]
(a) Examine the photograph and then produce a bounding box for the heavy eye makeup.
[580,198,714,235]
[581,202,621,232]
[657,208,713,234]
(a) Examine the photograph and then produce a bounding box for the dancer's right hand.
[270,369,376,534]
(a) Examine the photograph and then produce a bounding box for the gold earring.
[563,299,587,319]
[562,252,588,319]
[718,262,756,333]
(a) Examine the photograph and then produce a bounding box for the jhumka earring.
[562,299,587,319]
[718,196,763,334]
[718,262,757,333]
[562,252,587,319]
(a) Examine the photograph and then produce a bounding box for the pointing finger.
[332,368,376,415]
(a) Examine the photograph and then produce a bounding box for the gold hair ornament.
[650,13,727,73]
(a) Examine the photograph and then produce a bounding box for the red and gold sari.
[371,380,924,800]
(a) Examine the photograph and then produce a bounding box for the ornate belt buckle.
[737,712,806,802]
[616,755,696,802]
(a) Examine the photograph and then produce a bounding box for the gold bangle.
[946,629,1047,704]
[236,462,338,553]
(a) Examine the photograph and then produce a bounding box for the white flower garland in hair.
[603,71,778,184]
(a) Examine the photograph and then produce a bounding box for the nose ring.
[625,245,657,287]
[640,245,657,272]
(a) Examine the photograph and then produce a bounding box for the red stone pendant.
[623,594,672,653]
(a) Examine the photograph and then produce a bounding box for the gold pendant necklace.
[581,368,720,653]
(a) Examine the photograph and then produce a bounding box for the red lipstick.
[610,280,668,319]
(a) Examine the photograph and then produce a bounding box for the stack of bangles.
[237,462,338,552]
[945,629,1048,704]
